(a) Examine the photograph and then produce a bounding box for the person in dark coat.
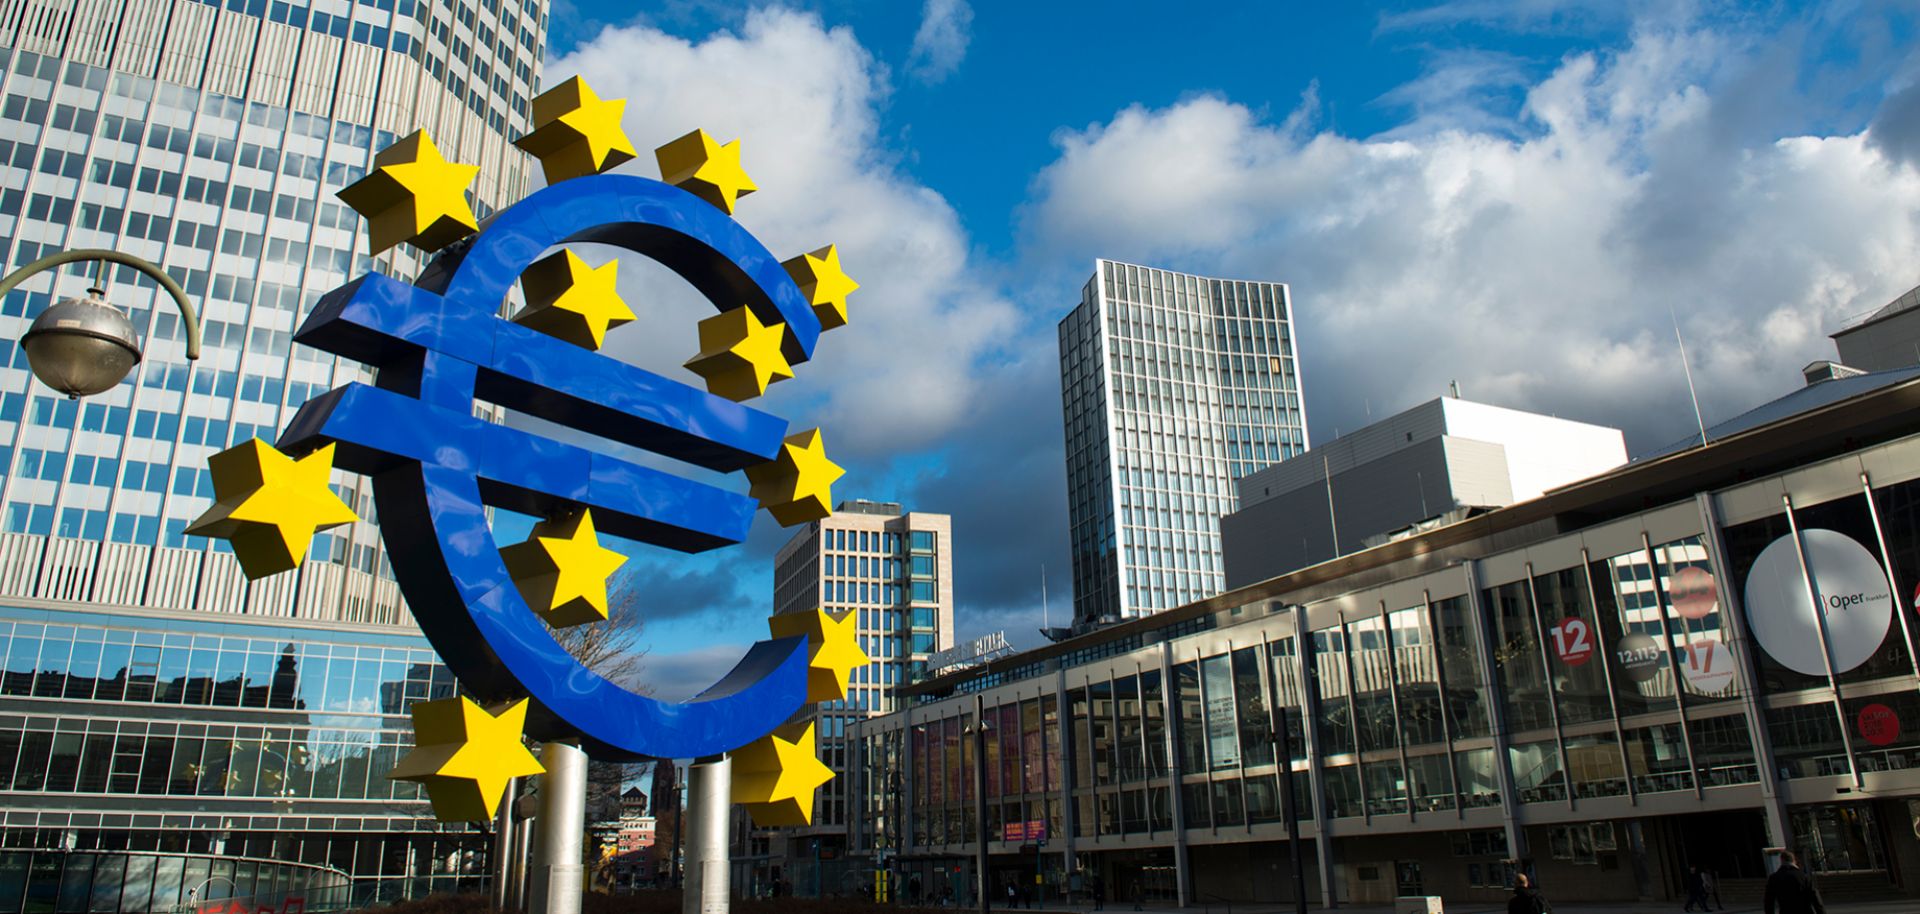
[1764,851,1826,914]
[1685,865,1709,912]
[1508,873,1549,914]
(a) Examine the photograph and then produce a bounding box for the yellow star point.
[184,439,358,579]
[769,608,871,703]
[516,250,635,350]
[388,697,546,821]
[684,305,793,401]
[744,428,844,526]
[782,245,859,331]
[513,76,638,184]
[655,129,756,214]
[730,721,835,827]
[336,130,480,254]
[501,509,629,628]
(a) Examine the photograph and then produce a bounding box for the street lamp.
[0,249,202,398]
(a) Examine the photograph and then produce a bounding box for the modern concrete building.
[1222,396,1627,588]
[848,367,1920,910]
[752,500,954,896]
[1059,260,1306,630]
[1832,282,1920,371]
[0,0,546,906]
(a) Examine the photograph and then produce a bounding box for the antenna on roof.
[1040,565,1049,632]
[1449,379,1461,399]
[1671,305,1709,447]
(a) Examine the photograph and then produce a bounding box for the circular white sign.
[1742,529,1893,676]
[1681,638,1737,692]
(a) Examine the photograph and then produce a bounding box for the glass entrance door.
[1790,804,1887,873]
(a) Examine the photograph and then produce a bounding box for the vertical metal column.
[1859,472,1920,680]
[491,777,519,910]
[1783,493,1866,789]
[1054,668,1075,897]
[529,742,587,914]
[1159,644,1191,907]
[1695,493,1791,847]
[513,815,536,911]
[972,694,992,914]
[683,755,731,914]
[1290,604,1337,909]
[1462,560,1528,862]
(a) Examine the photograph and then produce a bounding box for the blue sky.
[518,1,1920,697]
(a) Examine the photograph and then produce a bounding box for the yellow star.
[500,509,629,628]
[516,250,635,350]
[730,721,835,827]
[388,697,546,821]
[654,129,756,214]
[768,608,871,703]
[513,76,638,184]
[184,439,358,579]
[744,428,844,526]
[336,130,480,254]
[782,246,859,331]
[684,305,793,401]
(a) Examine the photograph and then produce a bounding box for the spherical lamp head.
[21,289,142,398]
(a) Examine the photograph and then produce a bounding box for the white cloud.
[907,0,973,85]
[547,8,1020,462]
[1022,23,1920,451]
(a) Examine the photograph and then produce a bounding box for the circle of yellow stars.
[281,78,878,825]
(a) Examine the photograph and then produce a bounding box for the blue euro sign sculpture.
[279,174,821,761]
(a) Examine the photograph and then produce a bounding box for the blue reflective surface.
[283,174,818,760]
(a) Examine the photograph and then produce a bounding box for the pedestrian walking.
[1685,864,1709,912]
[1764,851,1826,914]
[1091,875,1106,912]
[1508,873,1551,914]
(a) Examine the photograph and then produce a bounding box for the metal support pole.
[973,694,992,914]
[1275,705,1309,914]
[512,815,535,911]
[683,755,731,914]
[529,741,587,914]
[492,777,519,910]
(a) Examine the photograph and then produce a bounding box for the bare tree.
[553,583,650,689]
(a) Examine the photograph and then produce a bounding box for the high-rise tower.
[1058,259,1306,628]
[750,499,953,894]
[0,0,546,899]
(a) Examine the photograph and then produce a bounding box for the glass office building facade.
[853,372,1920,908]
[1059,260,1306,629]
[752,501,954,896]
[0,0,548,908]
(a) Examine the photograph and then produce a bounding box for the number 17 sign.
[1683,638,1737,692]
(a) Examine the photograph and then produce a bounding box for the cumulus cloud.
[537,9,1052,681]
[550,8,1019,463]
[1023,20,1920,452]
[907,0,973,84]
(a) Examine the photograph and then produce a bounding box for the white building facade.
[1223,396,1628,587]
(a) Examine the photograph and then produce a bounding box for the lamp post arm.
[0,249,202,360]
